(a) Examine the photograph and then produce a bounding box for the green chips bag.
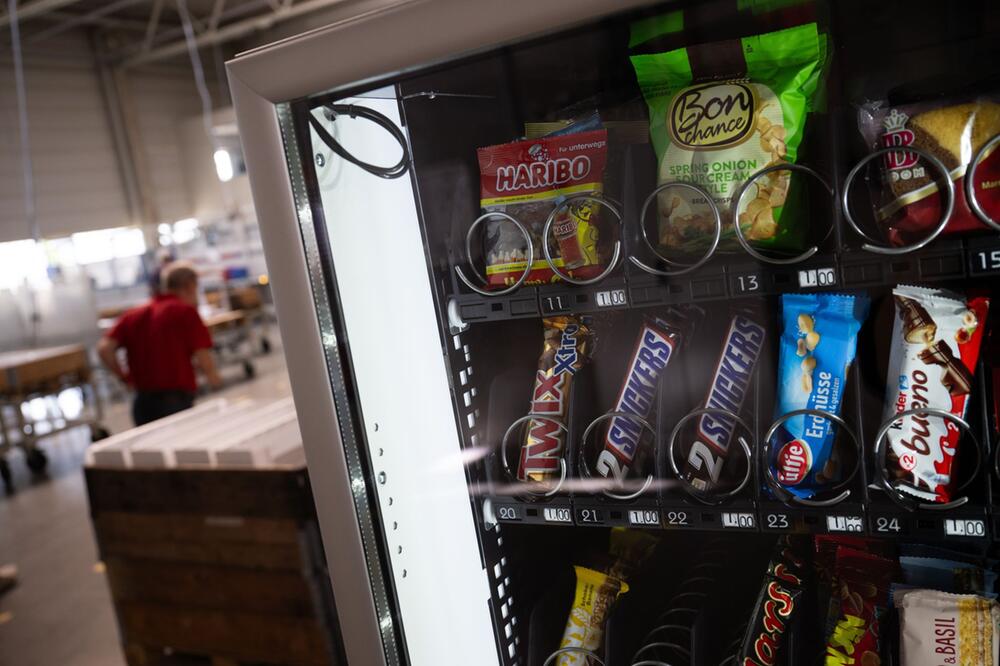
[630,23,827,253]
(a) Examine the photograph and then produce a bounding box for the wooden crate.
[85,465,342,666]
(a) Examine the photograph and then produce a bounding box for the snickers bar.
[681,314,765,491]
[596,317,681,484]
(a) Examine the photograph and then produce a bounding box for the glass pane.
[279,2,1000,664]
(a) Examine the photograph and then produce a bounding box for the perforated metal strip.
[276,102,403,666]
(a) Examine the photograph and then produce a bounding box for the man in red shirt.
[98,262,222,426]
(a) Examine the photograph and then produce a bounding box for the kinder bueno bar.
[596,318,682,484]
[770,293,869,500]
[518,316,594,482]
[477,129,609,288]
[681,314,766,492]
[883,286,988,503]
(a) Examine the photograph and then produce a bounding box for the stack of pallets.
[85,399,341,666]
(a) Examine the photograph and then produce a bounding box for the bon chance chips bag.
[630,22,827,253]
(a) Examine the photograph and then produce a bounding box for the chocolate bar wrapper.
[517,316,595,482]
[883,285,989,503]
[895,589,1000,666]
[738,536,808,666]
[770,293,869,499]
[824,547,896,666]
[556,566,628,666]
[681,313,766,492]
[858,96,1000,247]
[596,316,684,484]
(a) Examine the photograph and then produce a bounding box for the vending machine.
[228,1,1000,664]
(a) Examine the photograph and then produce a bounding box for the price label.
[495,505,520,522]
[797,267,837,288]
[764,513,791,530]
[541,295,568,314]
[543,507,572,524]
[722,512,756,529]
[595,289,627,308]
[944,518,986,538]
[628,509,660,527]
[732,273,762,295]
[971,248,1000,275]
[664,510,691,527]
[576,508,604,525]
[873,516,903,534]
[826,515,864,533]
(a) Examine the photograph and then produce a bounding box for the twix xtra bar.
[883,286,988,503]
[518,316,594,482]
[682,313,766,492]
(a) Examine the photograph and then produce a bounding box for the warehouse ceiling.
[0,0,349,66]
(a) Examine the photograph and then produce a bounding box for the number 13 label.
[733,273,761,295]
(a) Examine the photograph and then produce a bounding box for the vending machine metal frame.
[227,2,659,664]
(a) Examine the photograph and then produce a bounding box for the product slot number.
[628,509,660,526]
[577,508,604,525]
[722,512,756,529]
[826,515,864,533]
[944,518,986,537]
[595,289,627,308]
[874,516,902,533]
[664,511,690,527]
[496,505,520,521]
[543,507,572,523]
[542,295,568,313]
[972,248,1000,274]
[733,273,762,295]
[765,513,790,530]
[798,267,837,288]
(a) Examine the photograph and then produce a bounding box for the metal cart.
[0,344,109,491]
[205,310,258,380]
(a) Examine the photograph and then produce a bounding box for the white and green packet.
[630,22,827,253]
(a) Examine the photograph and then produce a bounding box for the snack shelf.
[485,493,994,542]
[450,236,1000,326]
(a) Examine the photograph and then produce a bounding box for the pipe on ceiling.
[122,0,350,67]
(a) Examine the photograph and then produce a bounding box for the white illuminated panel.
[312,93,498,666]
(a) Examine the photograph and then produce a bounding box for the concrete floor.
[0,348,293,666]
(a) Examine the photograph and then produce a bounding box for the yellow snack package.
[556,566,628,665]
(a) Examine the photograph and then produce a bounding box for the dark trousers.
[132,390,195,427]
